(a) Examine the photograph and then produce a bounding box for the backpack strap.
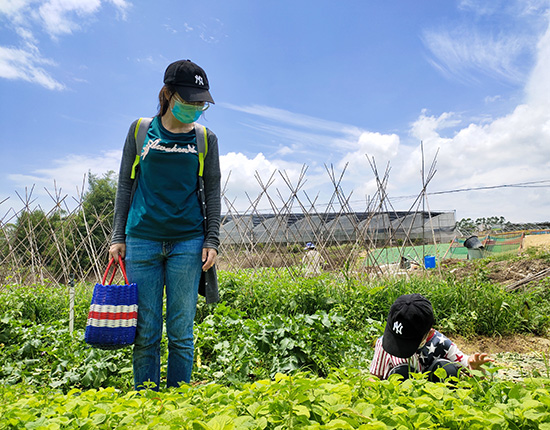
[131,117,153,179]
[130,118,208,179]
[194,122,208,177]
[194,123,208,222]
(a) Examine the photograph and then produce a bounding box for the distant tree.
[13,209,50,266]
[0,223,15,260]
[456,216,511,236]
[82,171,117,223]
[475,216,510,232]
[456,218,476,236]
[6,171,118,281]
[77,170,118,270]
[6,208,66,277]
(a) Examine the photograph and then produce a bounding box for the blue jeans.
[125,235,203,390]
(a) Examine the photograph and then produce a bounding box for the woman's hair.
[158,85,176,116]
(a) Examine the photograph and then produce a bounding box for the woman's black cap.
[164,59,214,104]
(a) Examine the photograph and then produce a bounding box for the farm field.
[524,233,550,250]
[445,236,550,381]
[1,243,550,428]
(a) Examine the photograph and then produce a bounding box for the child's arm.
[438,332,492,370]
[468,352,494,370]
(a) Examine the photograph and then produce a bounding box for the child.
[370,294,493,380]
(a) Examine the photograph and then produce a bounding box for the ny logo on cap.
[195,75,204,85]
[393,321,403,335]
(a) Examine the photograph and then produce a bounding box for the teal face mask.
[171,100,206,123]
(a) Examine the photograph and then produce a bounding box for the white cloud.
[459,0,550,17]
[381,5,550,221]
[7,150,122,207]
[403,56,550,221]
[0,0,33,21]
[526,21,550,108]
[219,152,307,212]
[409,110,461,143]
[273,146,294,157]
[0,45,64,90]
[223,103,362,136]
[407,103,550,184]
[175,17,226,43]
[484,95,502,104]
[0,0,130,89]
[37,0,101,36]
[423,0,549,85]
[216,105,406,213]
[0,0,130,37]
[337,132,399,179]
[412,21,550,182]
[221,103,368,163]
[422,26,531,84]
[107,0,129,16]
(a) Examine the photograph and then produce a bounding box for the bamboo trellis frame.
[0,161,456,288]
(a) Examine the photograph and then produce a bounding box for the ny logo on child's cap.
[393,321,403,335]
[195,75,204,85]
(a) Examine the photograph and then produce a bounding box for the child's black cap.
[382,294,435,358]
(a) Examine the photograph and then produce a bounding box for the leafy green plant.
[0,283,92,328]
[198,257,550,338]
[2,250,550,399]
[194,303,377,383]
[2,370,550,429]
[0,312,132,392]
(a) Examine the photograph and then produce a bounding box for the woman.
[109,59,221,390]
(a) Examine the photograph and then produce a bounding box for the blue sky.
[1,0,550,222]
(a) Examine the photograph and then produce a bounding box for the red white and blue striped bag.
[84,256,138,349]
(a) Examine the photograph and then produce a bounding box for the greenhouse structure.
[219,210,456,246]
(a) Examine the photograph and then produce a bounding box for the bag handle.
[103,255,130,285]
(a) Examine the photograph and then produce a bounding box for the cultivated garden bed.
[1,249,550,428]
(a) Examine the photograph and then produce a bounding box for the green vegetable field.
[1,252,550,429]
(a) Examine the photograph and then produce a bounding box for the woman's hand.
[202,248,217,271]
[468,352,494,370]
[109,243,126,261]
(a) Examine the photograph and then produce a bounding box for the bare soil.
[449,334,550,380]
[450,333,550,356]
[524,233,550,251]
[439,256,550,285]
[438,233,550,285]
